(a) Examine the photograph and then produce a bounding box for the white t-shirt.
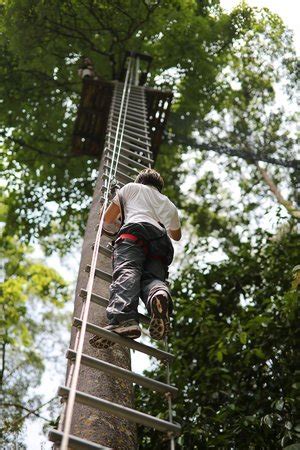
[113,183,180,231]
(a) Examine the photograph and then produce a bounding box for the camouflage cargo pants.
[106,223,173,325]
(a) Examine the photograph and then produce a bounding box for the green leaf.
[263,415,273,428]
[217,351,223,362]
[253,348,266,359]
[275,399,284,411]
[239,331,247,344]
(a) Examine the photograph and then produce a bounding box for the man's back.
[89,168,181,349]
[115,182,180,233]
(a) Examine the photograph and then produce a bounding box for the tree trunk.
[64,157,137,449]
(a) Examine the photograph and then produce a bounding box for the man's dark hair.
[135,168,164,192]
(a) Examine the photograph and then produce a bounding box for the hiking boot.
[89,319,141,349]
[149,291,170,340]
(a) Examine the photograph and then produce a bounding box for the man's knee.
[112,265,142,283]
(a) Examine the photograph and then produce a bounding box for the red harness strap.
[117,233,149,254]
[118,233,139,242]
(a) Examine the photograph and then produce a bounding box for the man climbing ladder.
[90,168,181,348]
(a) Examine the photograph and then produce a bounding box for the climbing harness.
[49,53,180,450]
[116,232,171,266]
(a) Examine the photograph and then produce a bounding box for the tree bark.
[64,157,137,449]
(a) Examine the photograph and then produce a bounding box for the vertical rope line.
[164,337,175,450]
[104,58,133,190]
[140,88,152,168]
[111,65,135,180]
[60,59,133,450]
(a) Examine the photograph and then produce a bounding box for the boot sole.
[149,294,169,340]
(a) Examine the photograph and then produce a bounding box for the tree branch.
[44,17,112,58]
[3,400,55,425]
[171,134,299,169]
[1,132,82,160]
[255,162,300,219]
[2,359,27,382]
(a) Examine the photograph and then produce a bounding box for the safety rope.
[60,58,134,450]
[164,337,175,450]
[105,61,134,191]
[110,65,134,181]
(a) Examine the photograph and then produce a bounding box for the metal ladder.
[49,56,181,449]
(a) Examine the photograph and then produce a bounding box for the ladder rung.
[104,149,152,169]
[114,89,145,101]
[111,110,147,124]
[85,265,112,282]
[113,97,146,109]
[114,86,145,95]
[104,159,141,178]
[115,82,145,91]
[108,124,151,143]
[73,318,174,363]
[113,94,145,106]
[109,119,150,137]
[108,128,150,147]
[104,160,139,176]
[58,385,181,435]
[67,349,177,396]
[105,145,151,166]
[80,288,109,307]
[104,143,153,165]
[109,116,148,131]
[113,100,146,113]
[112,99,147,113]
[93,243,113,257]
[111,104,146,117]
[107,135,150,153]
[103,167,134,184]
[114,84,146,96]
[80,289,150,325]
[105,153,149,172]
[48,429,112,450]
[106,139,152,157]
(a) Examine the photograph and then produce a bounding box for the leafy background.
[1,0,299,448]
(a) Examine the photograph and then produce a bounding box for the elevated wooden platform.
[71,79,172,162]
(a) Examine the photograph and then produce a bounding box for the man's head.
[135,168,164,192]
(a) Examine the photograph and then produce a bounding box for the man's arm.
[168,228,182,241]
[168,207,181,241]
[99,202,120,224]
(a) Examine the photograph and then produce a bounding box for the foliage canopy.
[0,236,69,445]
[1,0,299,448]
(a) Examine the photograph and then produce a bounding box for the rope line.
[164,337,175,450]
[105,60,133,191]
